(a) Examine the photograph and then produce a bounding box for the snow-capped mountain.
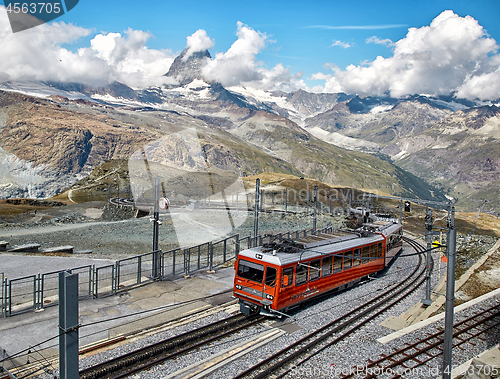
[1,47,499,212]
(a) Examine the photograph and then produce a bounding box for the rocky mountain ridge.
[1,47,498,211]
[0,88,445,203]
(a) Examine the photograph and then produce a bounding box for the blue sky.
[55,0,500,76]
[1,0,500,99]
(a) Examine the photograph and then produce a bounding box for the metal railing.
[1,225,333,317]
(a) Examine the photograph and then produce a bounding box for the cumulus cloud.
[183,29,215,61]
[80,28,177,88]
[315,10,500,100]
[0,6,176,88]
[202,21,267,86]
[201,22,306,91]
[331,40,351,49]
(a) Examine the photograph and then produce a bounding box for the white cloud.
[456,59,500,100]
[366,36,394,47]
[184,29,215,61]
[0,7,176,88]
[202,21,267,86]
[315,10,500,100]
[201,22,306,91]
[80,28,177,88]
[331,40,351,49]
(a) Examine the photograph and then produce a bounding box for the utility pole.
[59,271,79,379]
[260,190,264,212]
[153,177,160,252]
[254,179,260,246]
[400,198,403,224]
[342,191,346,216]
[306,183,309,217]
[422,207,433,306]
[329,191,333,216]
[152,177,160,279]
[443,205,457,379]
[313,186,318,233]
[362,193,365,224]
[285,188,288,215]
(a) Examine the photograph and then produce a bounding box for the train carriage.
[234,221,403,317]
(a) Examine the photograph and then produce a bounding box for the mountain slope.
[394,105,500,211]
[164,49,212,86]
[303,93,500,212]
[0,89,445,202]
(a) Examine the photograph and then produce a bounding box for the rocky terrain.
[304,96,500,212]
[0,200,345,260]
[0,88,445,204]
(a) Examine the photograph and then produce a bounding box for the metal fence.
[1,233,239,317]
[1,226,333,317]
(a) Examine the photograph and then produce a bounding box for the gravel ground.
[4,203,498,379]
[32,242,461,379]
[0,202,344,261]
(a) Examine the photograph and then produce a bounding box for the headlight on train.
[266,294,274,300]
[235,284,242,290]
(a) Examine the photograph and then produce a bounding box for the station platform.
[0,253,236,372]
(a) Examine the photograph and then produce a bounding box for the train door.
[262,265,278,305]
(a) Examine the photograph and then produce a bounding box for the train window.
[237,260,264,283]
[344,251,352,269]
[353,248,361,267]
[265,266,277,287]
[333,254,342,273]
[371,244,378,258]
[378,243,383,257]
[362,246,370,263]
[296,264,308,286]
[322,256,332,277]
[282,267,294,287]
[309,260,321,281]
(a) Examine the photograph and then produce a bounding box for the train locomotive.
[233,220,403,317]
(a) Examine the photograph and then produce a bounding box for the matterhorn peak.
[164,48,212,87]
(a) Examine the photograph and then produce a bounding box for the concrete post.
[59,271,79,379]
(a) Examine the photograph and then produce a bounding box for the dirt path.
[0,219,130,238]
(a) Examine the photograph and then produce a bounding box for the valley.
[0,47,498,215]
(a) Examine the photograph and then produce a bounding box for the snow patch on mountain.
[306,127,379,151]
[370,104,394,114]
[0,81,95,102]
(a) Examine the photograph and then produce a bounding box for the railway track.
[233,236,429,379]
[79,313,266,379]
[339,302,500,379]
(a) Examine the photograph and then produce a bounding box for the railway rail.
[339,296,500,378]
[233,236,429,379]
[79,313,266,379]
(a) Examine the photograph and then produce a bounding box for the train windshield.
[237,259,264,283]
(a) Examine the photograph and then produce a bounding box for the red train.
[233,221,403,317]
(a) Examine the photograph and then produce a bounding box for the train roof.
[359,221,402,237]
[238,230,385,266]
